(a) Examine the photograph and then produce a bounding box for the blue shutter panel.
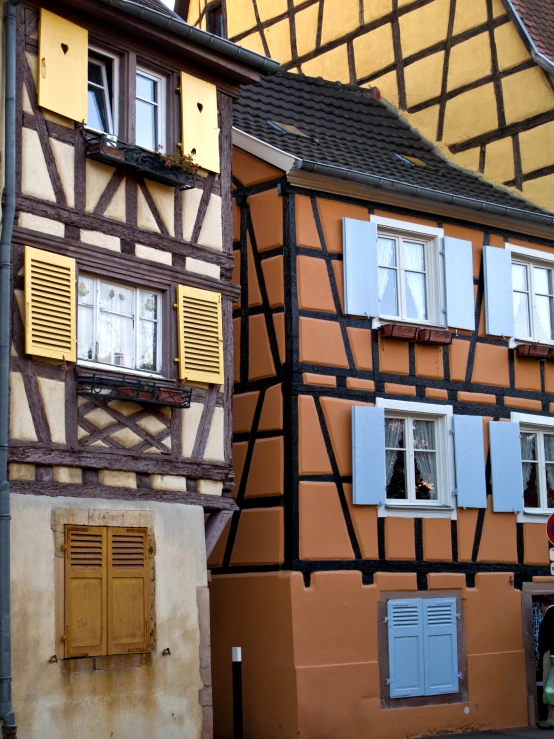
[343,218,379,317]
[423,598,459,696]
[387,599,425,698]
[489,421,524,512]
[444,237,475,331]
[352,406,385,505]
[453,415,487,508]
[483,245,515,337]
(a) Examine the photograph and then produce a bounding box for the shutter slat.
[453,415,487,508]
[352,406,385,505]
[490,421,524,512]
[423,598,459,696]
[387,599,425,698]
[343,218,379,317]
[444,237,475,331]
[484,245,514,337]
[176,284,224,384]
[25,245,76,361]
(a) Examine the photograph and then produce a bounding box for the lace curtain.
[403,241,427,321]
[544,435,554,498]
[414,420,437,500]
[385,419,404,486]
[378,238,396,305]
[520,432,537,490]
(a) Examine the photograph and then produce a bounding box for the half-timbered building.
[210,71,554,738]
[1,1,276,737]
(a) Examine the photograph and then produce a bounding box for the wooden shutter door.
[352,405,386,505]
[176,285,224,384]
[489,420,524,512]
[483,245,514,337]
[24,245,76,361]
[342,218,379,317]
[107,528,150,655]
[387,598,425,698]
[64,526,107,658]
[444,236,475,331]
[422,598,459,696]
[452,414,487,508]
[180,72,220,173]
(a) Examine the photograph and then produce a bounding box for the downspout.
[0,0,21,736]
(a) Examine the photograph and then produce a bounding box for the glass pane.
[534,267,552,296]
[403,240,425,272]
[386,450,406,500]
[136,73,156,102]
[88,86,109,132]
[520,432,537,461]
[385,418,405,449]
[512,263,528,291]
[77,304,94,361]
[138,319,157,371]
[415,452,438,500]
[534,294,553,341]
[88,61,104,86]
[377,237,396,267]
[545,434,554,462]
[140,291,158,320]
[405,271,427,321]
[546,463,554,508]
[77,276,94,307]
[523,461,539,508]
[413,420,435,451]
[98,312,134,367]
[513,290,530,338]
[136,99,157,150]
[99,282,134,317]
[378,267,398,316]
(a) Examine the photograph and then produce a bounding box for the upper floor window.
[378,234,430,323]
[87,48,118,135]
[135,68,166,151]
[520,427,554,511]
[512,259,554,343]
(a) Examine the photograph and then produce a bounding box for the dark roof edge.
[96,0,280,74]
[501,0,554,75]
[295,159,554,227]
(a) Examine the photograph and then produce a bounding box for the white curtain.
[520,432,536,489]
[385,419,404,486]
[544,435,554,502]
[403,241,426,321]
[378,238,395,300]
[414,420,437,500]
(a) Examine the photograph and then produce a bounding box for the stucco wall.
[11,493,207,739]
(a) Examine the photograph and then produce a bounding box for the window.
[512,259,554,342]
[64,525,151,658]
[135,68,165,151]
[207,2,225,37]
[520,427,554,511]
[87,48,118,135]
[77,275,162,375]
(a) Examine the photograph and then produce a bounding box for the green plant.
[156,145,199,173]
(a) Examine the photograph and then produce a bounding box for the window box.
[380,323,419,341]
[417,328,453,346]
[76,370,192,409]
[85,134,195,189]
[515,342,553,360]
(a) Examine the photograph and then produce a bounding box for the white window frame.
[507,243,554,346]
[77,274,163,379]
[512,411,554,522]
[86,46,119,136]
[376,398,455,519]
[370,216,445,330]
[135,66,166,152]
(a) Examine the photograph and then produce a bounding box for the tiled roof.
[133,0,178,19]
[234,72,553,219]
[504,0,554,71]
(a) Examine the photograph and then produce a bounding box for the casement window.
[64,525,151,658]
[135,67,166,151]
[77,275,163,375]
[512,258,554,343]
[87,48,118,135]
[520,427,554,511]
[343,217,475,331]
[386,597,461,699]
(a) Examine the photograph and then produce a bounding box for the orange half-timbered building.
[209,72,554,738]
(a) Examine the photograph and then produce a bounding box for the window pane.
[77,276,94,307]
[513,291,530,337]
[534,294,553,341]
[545,434,554,462]
[88,86,110,132]
[99,282,134,316]
[77,304,94,361]
[378,237,396,267]
[385,418,405,449]
[386,450,406,500]
[520,431,537,461]
[379,267,398,316]
[138,319,157,372]
[534,267,552,296]
[140,291,158,320]
[512,263,528,291]
[136,99,157,150]
[88,61,104,86]
[546,463,554,508]
[403,241,425,272]
[136,73,156,103]
[98,312,134,367]
[405,271,427,321]
[415,452,438,500]
[523,461,539,508]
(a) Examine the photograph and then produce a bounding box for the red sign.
[547,513,554,546]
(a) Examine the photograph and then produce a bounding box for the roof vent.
[396,154,438,172]
[267,120,318,143]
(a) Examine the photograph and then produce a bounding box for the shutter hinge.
[439,250,445,256]
[442,308,447,314]
[452,489,458,497]
[173,303,179,309]
[174,358,180,363]
[61,627,70,643]
[384,616,389,623]
[61,543,69,552]
[457,672,462,679]
[456,612,461,620]
[386,678,391,685]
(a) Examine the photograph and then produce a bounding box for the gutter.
[96,0,280,75]
[502,0,554,76]
[0,0,21,736]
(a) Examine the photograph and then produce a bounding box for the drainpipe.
[0,0,22,736]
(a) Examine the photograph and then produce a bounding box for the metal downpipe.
[0,1,22,735]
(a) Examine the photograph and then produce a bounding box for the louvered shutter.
[422,598,459,696]
[490,421,524,512]
[444,237,475,331]
[352,406,385,505]
[343,218,379,318]
[483,245,514,337]
[64,526,107,658]
[24,245,76,361]
[453,415,487,508]
[387,598,425,698]
[38,9,88,122]
[107,528,150,656]
[176,284,224,384]
[180,71,220,173]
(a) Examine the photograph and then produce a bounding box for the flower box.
[516,343,552,359]
[87,141,125,161]
[417,328,453,345]
[380,323,419,341]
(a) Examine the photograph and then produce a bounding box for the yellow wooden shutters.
[38,9,88,123]
[180,71,220,173]
[24,245,76,362]
[176,285,224,384]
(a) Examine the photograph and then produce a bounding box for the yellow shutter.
[176,285,224,384]
[24,245,76,362]
[64,526,107,658]
[180,71,220,173]
[38,9,88,122]
[107,528,150,656]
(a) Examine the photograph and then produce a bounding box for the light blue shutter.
[444,237,475,331]
[423,598,459,696]
[352,406,385,505]
[453,415,487,508]
[483,245,514,337]
[343,218,379,317]
[489,421,524,512]
[387,599,425,698]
